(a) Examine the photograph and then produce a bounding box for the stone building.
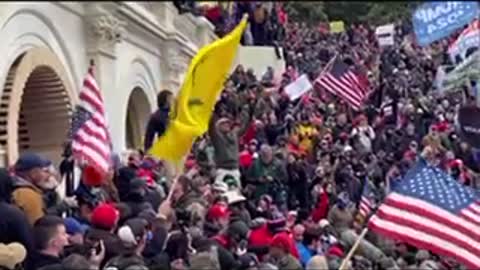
[0,2,216,166]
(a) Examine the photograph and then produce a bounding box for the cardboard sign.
[375,24,395,47]
[330,21,345,33]
[284,74,312,100]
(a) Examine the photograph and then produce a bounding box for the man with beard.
[11,153,53,225]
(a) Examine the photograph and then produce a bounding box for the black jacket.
[29,252,62,270]
[144,107,170,151]
[0,202,34,253]
[85,227,125,267]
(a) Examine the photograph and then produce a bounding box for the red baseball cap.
[207,204,230,220]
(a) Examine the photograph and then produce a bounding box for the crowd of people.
[175,1,287,47]
[0,8,479,270]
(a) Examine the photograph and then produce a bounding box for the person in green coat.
[246,144,288,201]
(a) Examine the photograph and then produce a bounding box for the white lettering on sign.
[416,2,462,23]
[426,9,465,34]
[464,125,480,135]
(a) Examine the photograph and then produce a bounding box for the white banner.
[284,74,312,100]
[375,24,395,47]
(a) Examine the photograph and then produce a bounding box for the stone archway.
[125,87,151,150]
[0,48,75,165]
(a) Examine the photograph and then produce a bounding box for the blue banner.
[412,1,479,46]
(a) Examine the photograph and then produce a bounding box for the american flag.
[69,63,111,174]
[359,182,375,219]
[368,160,480,269]
[315,58,369,110]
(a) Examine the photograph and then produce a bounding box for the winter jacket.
[296,242,314,267]
[328,205,354,235]
[144,107,170,151]
[104,254,148,270]
[85,227,125,267]
[210,236,242,270]
[12,177,45,225]
[0,202,34,254]
[274,254,303,270]
[29,251,62,270]
[209,122,241,170]
[246,159,288,200]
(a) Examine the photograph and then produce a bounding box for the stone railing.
[124,2,217,49]
[173,12,216,48]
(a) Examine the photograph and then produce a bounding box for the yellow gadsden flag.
[149,16,248,163]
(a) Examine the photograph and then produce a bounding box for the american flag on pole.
[68,62,111,175]
[368,160,480,269]
[358,182,375,219]
[315,58,369,110]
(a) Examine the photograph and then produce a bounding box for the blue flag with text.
[413,1,479,46]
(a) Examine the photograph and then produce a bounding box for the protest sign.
[285,74,313,100]
[456,105,480,148]
[375,24,395,47]
[330,21,345,33]
[412,1,479,46]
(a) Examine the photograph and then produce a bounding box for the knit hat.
[227,220,250,241]
[14,153,51,172]
[238,253,259,269]
[91,203,119,230]
[327,244,344,258]
[306,255,329,270]
[267,218,286,234]
[319,219,330,229]
[117,218,149,247]
[270,233,290,252]
[415,249,430,261]
[0,243,26,270]
[64,217,88,235]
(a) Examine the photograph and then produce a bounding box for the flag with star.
[68,62,112,175]
[358,181,375,220]
[368,159,480,269]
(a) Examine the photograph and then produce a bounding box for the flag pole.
[338,227,369,270]
[292,53,338,113]
[338,195,384,270]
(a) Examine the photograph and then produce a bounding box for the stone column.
[0,147,6,168]
[163,46,188,93]
[85,8,127,152]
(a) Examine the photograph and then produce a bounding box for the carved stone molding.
[167,48,186,74]
[89,13,127,45]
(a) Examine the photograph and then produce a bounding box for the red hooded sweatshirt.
[311,190,330,223]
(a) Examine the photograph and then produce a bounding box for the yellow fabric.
[330,21,345,33]
[149,16,248,163]
[295,124,317,153]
